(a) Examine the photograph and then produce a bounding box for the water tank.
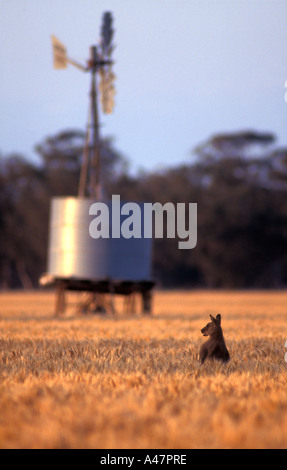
[47,197,153,281]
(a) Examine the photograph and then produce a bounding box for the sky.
[0,0,287,174]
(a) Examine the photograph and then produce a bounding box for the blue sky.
[0,0,287,173]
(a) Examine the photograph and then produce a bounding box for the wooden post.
[55,283,66,316]
[142,290,152,314]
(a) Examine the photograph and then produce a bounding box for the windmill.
[51,11,116,199]
[43,12,154,316]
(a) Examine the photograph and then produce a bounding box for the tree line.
[1,129,287,289]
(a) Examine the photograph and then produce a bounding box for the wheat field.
[0,289,287,449]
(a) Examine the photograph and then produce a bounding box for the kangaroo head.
[201,314,222,336]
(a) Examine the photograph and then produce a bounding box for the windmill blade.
[99,67,116,114]
[51,35,68,69]
[101,11,114,57]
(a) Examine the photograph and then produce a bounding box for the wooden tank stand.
[40,276,154,316]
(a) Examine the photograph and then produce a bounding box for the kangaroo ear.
[216,314,221,324]
[210,314,216,323]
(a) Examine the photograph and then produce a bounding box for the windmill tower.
[51,11,115,199]
[41,13,154,316]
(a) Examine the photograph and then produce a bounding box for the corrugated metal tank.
[47,197,152,281]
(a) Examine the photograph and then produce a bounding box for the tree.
[1,128,287,289]
[191,131,287,287]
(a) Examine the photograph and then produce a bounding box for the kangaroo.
[199,314,230,364]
